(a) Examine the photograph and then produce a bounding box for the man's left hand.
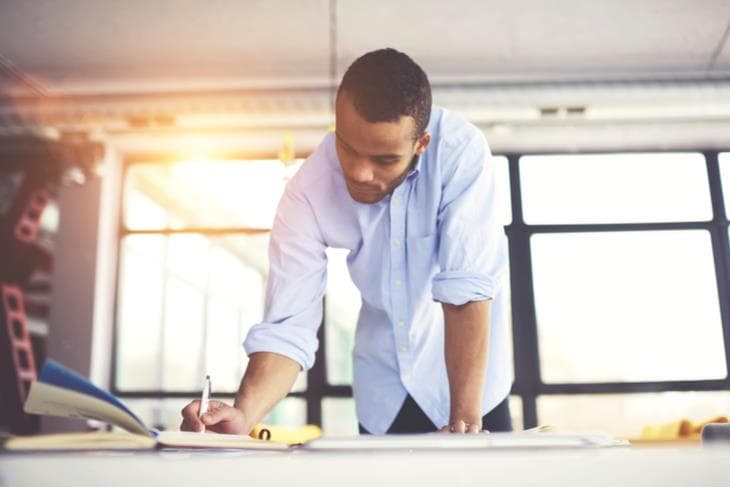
[440,419,484,434]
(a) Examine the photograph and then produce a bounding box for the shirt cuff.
[243,323,318,371]
[431,270,498,305]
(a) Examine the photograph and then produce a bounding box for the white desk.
[1,445,727,487]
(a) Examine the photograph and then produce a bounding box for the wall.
[43,144,122,432]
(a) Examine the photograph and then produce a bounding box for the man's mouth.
[348,182,380,194]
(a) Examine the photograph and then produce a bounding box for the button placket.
[389,183,412,379]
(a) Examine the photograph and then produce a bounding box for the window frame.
[506,150,730,428]
[110,149,730,430]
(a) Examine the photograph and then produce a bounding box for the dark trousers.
[359,395,513,434]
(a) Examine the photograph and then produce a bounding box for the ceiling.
[1,0,730,153]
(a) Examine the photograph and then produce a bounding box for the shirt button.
[393,239,401,247]
[394,279,401,286]
[397,320,405,327]
[399,346,408,353]
[392,198,400,206]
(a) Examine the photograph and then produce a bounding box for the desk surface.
[1,445,728,487]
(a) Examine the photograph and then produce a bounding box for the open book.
[5,360,288,451]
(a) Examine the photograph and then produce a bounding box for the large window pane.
[325,248,361,385]
[167,234,210,287]
[520,153,711,224]
[719,152,730,218]
[123,189,167,230]
[263,397,306,427]
[206,300,246,392]
[532,230,726,383]
[322,398,358,436]
[492,155,512,225]
[162,277,205,390]
[124,159,302,230]
[116,233,272,392]
[116,235,165,390]
[207,236,271,391]
[538,392,730,438]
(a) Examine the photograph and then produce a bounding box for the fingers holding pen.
[180,399,233,432]
[179,398,249,435]
[180,400,205,432]
[199,400,230,425]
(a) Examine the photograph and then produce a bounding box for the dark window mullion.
[526,221,712,233]
[505,153,540,429]
[109,160,132,394]
[536,379,730,394]
[705,151,730,379]
[305,297,328,426]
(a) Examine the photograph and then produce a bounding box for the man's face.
[335,92,431,204]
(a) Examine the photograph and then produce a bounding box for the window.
[520,153,711,224]
[123,160,297,230]
[324,248,360,386]
[321,398,358,436]
[115,159,306,429]
[114,149,730,436]
[510,150,730,434]
[538,392,730,438]
[532,230,725,383]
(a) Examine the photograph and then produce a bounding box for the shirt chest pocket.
[405,233,439,280]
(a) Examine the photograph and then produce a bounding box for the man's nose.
[348,161,374,183]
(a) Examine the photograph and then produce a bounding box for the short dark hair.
[337,48,432,137]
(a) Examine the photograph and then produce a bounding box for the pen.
[199,375,211,419]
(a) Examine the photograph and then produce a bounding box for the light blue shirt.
[244,107,511,434]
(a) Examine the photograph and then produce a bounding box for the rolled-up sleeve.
[243,180,327,371]
[431,132,508,306]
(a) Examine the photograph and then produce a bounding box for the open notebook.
[5,360,288,451]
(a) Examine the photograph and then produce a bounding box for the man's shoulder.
[287,132,339,194]
[429,106,482,146]
[427,107,488,166]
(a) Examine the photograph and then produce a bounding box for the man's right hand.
[179,399,249,435]
[180,352,300,435]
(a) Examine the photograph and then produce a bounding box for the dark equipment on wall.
[0,134,103,434]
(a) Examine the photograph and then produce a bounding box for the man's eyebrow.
[372,153,403,161]
[336,131,403,160]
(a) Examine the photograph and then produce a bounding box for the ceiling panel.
[0,0,729,95]
[0,0,331,93]
[713,27,730,71]
[337,0,730,79]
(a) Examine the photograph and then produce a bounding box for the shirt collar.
[407,154,423,179]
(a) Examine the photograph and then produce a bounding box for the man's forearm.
[443,299,491,427]
[233,351,301,432]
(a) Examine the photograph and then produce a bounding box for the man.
[181,48,511,435]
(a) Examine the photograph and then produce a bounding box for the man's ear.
[415,131,431,156]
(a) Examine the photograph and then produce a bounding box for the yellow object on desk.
[637,415,728,443]
[249,423,322,445]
